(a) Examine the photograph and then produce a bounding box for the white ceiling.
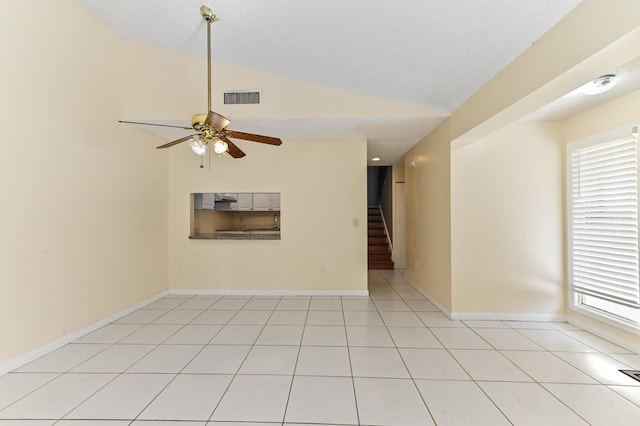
[83,0,583,165]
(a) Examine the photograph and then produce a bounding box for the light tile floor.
[1,270,640,425]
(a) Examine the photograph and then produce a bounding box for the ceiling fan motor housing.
[192,113,207,131]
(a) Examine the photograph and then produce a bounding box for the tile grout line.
[20,300,188,425]
[398,274,621,425]
[341,292,362,426]
[59,294,208,423]
[4,272,639,423]
[376,270,438,426]
[385,271,519,425]
[207,294,284,423]
[126,296,240,423]
[276,295,306,425]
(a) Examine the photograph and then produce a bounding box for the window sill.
[570,304,640,337]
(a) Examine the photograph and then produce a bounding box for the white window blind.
[570,136,640,310]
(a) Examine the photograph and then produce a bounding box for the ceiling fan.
[119,5,282,160]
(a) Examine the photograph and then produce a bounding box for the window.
[568,134,640,329]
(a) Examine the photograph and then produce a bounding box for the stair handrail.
[376,205,393,253]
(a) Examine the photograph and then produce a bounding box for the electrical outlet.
[181,265,189,275]
[319,265,326,274]
[413,260,418,270]
[353,218,359,227]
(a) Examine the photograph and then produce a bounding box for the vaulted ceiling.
[82,0,583,165]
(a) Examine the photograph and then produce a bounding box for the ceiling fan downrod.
[200,5,218,112]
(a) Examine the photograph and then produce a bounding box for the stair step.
[367,207,393,270]
[368,252,392,262]
[368,237,387,245]
[369,245,390,253]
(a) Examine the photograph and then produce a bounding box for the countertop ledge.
[189,232,280,240]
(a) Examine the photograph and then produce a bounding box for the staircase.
[368,207,394,270]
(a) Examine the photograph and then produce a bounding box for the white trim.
[0,291,169,376]
[169,289,369,297]
[406,280,565,322]
[377,205,393,252]
[449,312,566,322]
[566,128,640,326]
[1,287,370,376]
[570,303,640,336]
[568,315,640,354]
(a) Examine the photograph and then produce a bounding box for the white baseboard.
[0,291,168,376]
[450,312,566,322]
[405,278,640,352]
[568,316,640,354]
[1,287,369,376]
[169,289,369,297]
[406,280,565,322]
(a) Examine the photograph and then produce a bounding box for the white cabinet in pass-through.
[235,193,253,211]
[252,193,270,211]
[270,193,281,210]
[201,193,215,210]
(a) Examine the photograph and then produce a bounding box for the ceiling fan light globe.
[188,135,207,156]
[213,139,229,155]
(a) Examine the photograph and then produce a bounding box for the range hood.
[214,193,237,202]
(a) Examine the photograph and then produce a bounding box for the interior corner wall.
[0,0,169,365]
[450,122,564,317]
[167,138,368,292]
[404,121,452,311]
[562,89,640,348]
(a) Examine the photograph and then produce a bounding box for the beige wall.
[392,158,405,183]
[123,42,439,122]
[402,1,640,354]
[404,121,452,311]
[4,0,640,367]
[451,123,564,317]
[562,89,640,347]
[451,0,640,145]
[391,158,405,265]
[0,0,168,364]
[167,138,368,292]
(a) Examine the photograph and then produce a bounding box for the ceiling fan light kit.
[119,5,282,163]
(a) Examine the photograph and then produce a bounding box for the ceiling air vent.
[224,90,261,105]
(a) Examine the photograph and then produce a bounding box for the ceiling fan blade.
[205,111,230,130]
[227,130,283,146]
[119,120,192,130]
[221,136,246,158]
[156,134,198,149]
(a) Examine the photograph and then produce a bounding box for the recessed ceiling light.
[581,74,617,95]
[371,157,381,162]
